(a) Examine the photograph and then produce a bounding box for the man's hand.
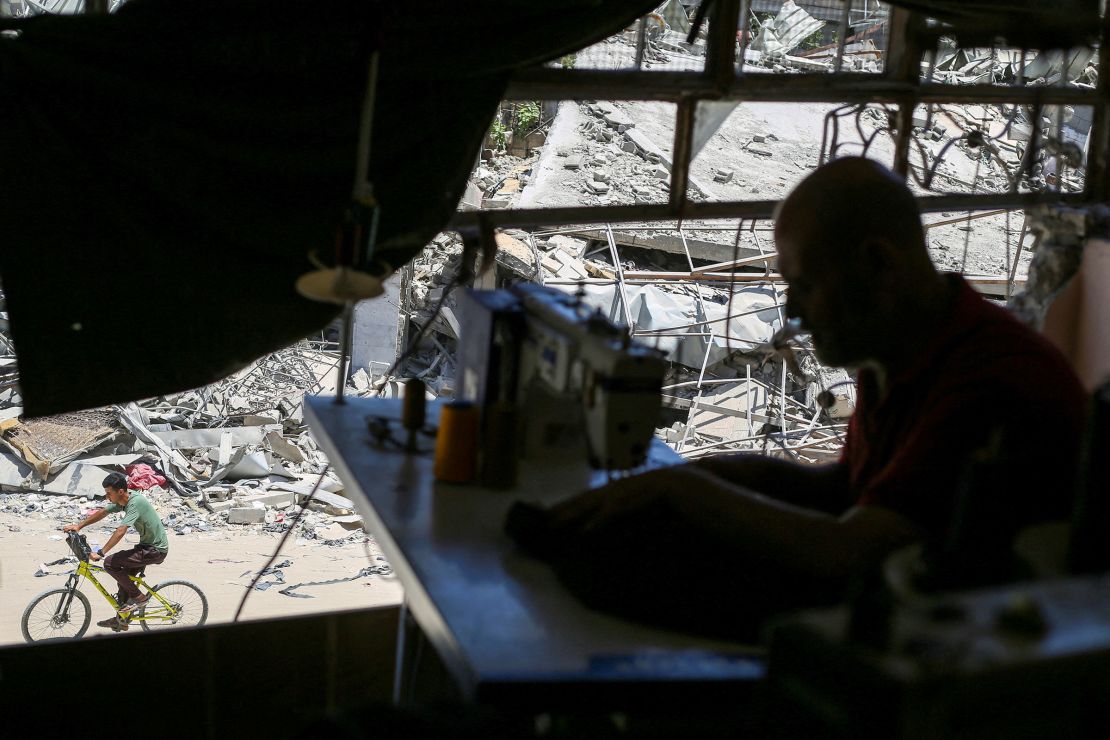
[549,466,706,534]
[62,524,80,533]
[89,551,102,562]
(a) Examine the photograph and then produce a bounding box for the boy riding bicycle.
[63,472,170,632]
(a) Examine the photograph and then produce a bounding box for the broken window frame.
[445,2,1106,458]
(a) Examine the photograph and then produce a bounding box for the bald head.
[775,157,928,269]
[774,157,946,369]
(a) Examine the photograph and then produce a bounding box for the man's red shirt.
[843,275,1086,539]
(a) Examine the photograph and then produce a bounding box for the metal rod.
[694,252,778,272]
[923,209,1010,229]
[751,226,789,433]
[450,190,1086,231]
[633,17,647,70]
[683,433,845,458]
[675,338,715,453]
[335,299,355,405]
[629,272,786,282]
[680,423,849,455]
[1004,209,1013,300]
[665,376,781,392]
[745,364,752,435]
[670,98,697,213]
[662,398,818,427]
[635,301,786,334]
[604,224,635,330]
[1007,215,1030,291]
[526,231,546,285]
[354,52,381,200]
[676,225,714,369]
[504,70,1094,107]
[834,0,851,74]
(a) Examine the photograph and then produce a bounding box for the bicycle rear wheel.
[21,588,92,643]
[139,579,208,631]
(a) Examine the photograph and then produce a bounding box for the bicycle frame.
[67,560,179,624]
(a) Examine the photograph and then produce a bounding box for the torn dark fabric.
[887,0,1098,47]
[0,0,657,417]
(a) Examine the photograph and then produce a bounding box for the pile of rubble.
[469,150,544,211]
[0,301,373,541]
[391,223,854,463]
[557,100,710,205]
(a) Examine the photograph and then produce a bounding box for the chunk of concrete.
[592,102,616,118]
[547,235,587,258]
[602,109,635,132]
[563,155,584,170]
[624,128,666,164]
[651,165,670,180]
[592,169,611,184]
[714,168,734,183]
[304,490,355,510]
[228,507,266,525]
[482,193,513,209]
[264,431,305,464]
[239,491,296,509]
[584,179,610,194]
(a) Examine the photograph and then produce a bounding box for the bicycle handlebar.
[65,531,92,562]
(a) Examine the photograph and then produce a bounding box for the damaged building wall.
[351,271,403,376]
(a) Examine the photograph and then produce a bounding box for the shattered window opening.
[438,2,1103,463]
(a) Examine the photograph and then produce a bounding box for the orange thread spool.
[433,401,478,483]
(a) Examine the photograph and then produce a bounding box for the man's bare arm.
[551,466,920,581]
[99,525,129,557]
[689,454,854,514]
[63,508,109,532]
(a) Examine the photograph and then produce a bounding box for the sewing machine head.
[456,284,665,471]
[510,284,665,470]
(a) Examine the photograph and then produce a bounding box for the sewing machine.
[457,283,666,471]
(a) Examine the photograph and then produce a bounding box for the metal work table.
[306,395,763,708]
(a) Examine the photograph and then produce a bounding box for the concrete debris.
[0,294,378,544]
[228,506,266,525]
[585,179,611,194]
[751,1,824,58]
[931,47,1096,88]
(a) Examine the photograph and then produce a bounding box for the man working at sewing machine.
[548,157,1086,626]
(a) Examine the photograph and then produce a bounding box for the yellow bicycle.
[21,531,208,643]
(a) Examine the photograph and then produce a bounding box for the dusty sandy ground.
[0,512,402,646]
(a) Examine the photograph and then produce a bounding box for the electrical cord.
[234,467,331,622]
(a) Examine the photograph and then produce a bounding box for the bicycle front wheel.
[139,579,208,631]
[21,588,92,643]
